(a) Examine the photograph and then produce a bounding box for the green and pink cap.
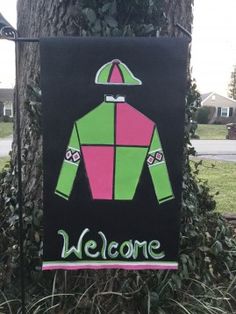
[95,59,142,85]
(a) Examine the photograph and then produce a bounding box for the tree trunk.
[164,0,193,36]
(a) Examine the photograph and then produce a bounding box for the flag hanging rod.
[14,38,39,42]
[0,24,39,41]
[3,30,191,43]
[0,17,39,42]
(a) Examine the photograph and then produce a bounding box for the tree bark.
[164,0,193,36]
[16,0,85,208]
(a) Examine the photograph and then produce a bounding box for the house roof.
[201,92,213,102]
[0,88,14,103]
[201,92,236,105]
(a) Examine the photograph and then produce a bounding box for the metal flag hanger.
[0,12,38,42]
[0,11,192,314]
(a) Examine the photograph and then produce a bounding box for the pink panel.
[116,103,154,146]
[81,146,114,200]
[109,65,123,83]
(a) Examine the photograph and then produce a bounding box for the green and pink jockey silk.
[55,99,174,203]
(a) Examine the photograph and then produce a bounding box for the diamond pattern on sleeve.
[147,149,164,167]
[65,148,81,165]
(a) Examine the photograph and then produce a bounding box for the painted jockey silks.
[55,99,174,203]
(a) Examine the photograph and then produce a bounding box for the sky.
[191,0,236,96]
[0,0,16,88]
[1,1,236,96]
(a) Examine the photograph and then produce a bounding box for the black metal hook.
[0,12,17,39]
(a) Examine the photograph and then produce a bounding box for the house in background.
[201,92,236,124]
[0,88,14,118]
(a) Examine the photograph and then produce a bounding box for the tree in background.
[0,1,235,313]
[228,64,236,99]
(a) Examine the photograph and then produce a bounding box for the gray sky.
[191,0,236,96]
[1,0,236,96]
[0,0,16,88]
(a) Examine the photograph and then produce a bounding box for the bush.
[1,115,13,122]
[196,106,211,124]
[191,134,200,139]
[189,120,198,138]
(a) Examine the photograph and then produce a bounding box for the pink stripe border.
[42,263,178,271]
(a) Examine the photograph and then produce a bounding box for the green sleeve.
[147,126,174,204]
[55,123,81,200]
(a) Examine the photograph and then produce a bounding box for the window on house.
[217,107,234,117]
[220,107,230,117]
[5,109,12,117]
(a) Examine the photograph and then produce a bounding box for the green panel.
[115,147,148,200]
[149,128,161,151]
[55,161,79,199]
[96,63,112,83]
[77,103,115,144]
[149,163,173,202]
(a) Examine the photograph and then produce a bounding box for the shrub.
[196,106,211,124]
[2,115,13,122]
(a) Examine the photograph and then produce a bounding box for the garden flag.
[41,37,188,270]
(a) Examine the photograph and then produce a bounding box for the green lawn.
[191,158,236,213]
[196,124,227,140]
[0,157,10,170]
[0,122,13,138]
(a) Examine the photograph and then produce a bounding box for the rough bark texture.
[16,0,85,209]
[164,0,193,36]
[16,0,193,210]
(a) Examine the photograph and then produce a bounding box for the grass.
[196,124,227,140]
[191,158,236,213]
[0,157,9,170]
[0,122,13,138]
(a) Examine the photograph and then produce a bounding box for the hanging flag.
[41,37,188,270]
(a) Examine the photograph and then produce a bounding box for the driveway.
[0,136,12,157]
[191,140,236,162]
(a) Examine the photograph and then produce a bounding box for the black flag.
[41,37,188,270]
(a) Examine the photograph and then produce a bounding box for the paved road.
[191,140,236,162]
[1,138,235,161]
[0,136,12,157]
